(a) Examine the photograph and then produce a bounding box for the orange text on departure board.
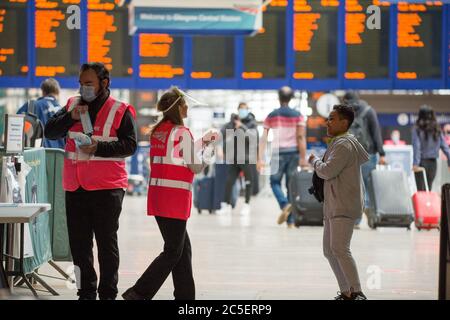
[397,2,442,48]
[139,64,184,79]
[294,13,320,51]
[35,65,66,76]
[35,9,65,48]
[345,1,390,45]
[0,9,5,33]
[293,72,315,79]
[191,72,212,79]
[88,10,117,71]
[345,72,366,79]
[397,13,424,47]
[294,0,339,12]
[242,72,263,79]
[88,0,119,11]
[139,34,173,58]
[36,0,80,9]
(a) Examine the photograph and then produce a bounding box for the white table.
[0,203,51,296]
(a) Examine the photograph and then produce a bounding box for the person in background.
[342,91,386,229]
[17,78,65,148]
[45,62,137,300]
[412,105,450,191]
[122,87,215,300]
[309,104,369,300]
[219,102,258,216]
[384,129,406,146]
[258,86,308,228]
[443,123,450,146]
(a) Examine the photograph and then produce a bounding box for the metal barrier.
[439,184,450,300]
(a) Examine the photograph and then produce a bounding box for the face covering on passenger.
[80,85,98,103]
[239,109,249,119]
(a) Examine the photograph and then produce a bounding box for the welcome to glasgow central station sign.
[129,0,263,36]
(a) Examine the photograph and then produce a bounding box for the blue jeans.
[270,152,299,224]
[355,153,378,225]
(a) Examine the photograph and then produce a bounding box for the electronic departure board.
[293,0,338,79]
[35,0,80,77]
[397,2,442,80]
[0,1,28,77]
[88,0,132,78]
[345,0,390,79]
[138,34,184,79]
[243,1,287,79]
[192,37,235,79]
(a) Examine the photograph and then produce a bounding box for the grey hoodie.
[311,133,369,219]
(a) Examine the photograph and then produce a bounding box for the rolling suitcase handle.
[375,164,392,171]
[414,167,429,192]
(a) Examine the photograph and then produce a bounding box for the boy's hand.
[379,156,387,165]
[308,154,317,165]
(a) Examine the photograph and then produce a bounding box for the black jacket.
[45,89,137,158]
[221,113,259,164]
[353,100,385,157]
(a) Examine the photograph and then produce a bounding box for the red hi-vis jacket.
[63,96,136,191]
[148,121,195,221]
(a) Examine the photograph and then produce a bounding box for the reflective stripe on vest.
[151,126,193,167]
[68,131,119,143]
[149,178,192,192]
[65,151,125,162]
[152,155,185,166]
[67,97,80,112]
[102,101,122,138]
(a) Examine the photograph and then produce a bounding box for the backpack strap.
[27,99,36,115]
[358,104,370,119]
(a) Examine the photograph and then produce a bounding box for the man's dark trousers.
[66,188,125,300]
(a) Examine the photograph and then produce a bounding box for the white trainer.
[240,203,251,216]
[216,203,232,215]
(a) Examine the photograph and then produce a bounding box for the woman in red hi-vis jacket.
[123,87,216,300]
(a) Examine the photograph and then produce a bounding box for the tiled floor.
[8,188,440,300]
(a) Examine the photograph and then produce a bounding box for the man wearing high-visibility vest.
[45,62,137,300]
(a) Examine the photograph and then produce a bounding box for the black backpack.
[23,100,44,147]
[349,104,371,152]
[309,171,324,203]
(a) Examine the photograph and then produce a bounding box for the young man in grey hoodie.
[309,104,369,300]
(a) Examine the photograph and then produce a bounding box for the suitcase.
[288,168,323,226]
[368,167,414,230]
[193,176,215,214]
[413,168,441,230]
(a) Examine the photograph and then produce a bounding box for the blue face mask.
[239,109,249,119]
[80,85,97,103]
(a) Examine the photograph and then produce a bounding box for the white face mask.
[80,85,97,103]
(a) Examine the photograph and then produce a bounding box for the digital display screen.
[397,2,442,79]
[293,0,338,79]
[138,34,184,79]
[243,1,287,79]
[0,0,28,77]
[191,36,234,79]
[35,0,81,77]
[88,0,132,77]
[345,0,390,79]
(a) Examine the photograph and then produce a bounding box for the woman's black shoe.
[122,287,146,300]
